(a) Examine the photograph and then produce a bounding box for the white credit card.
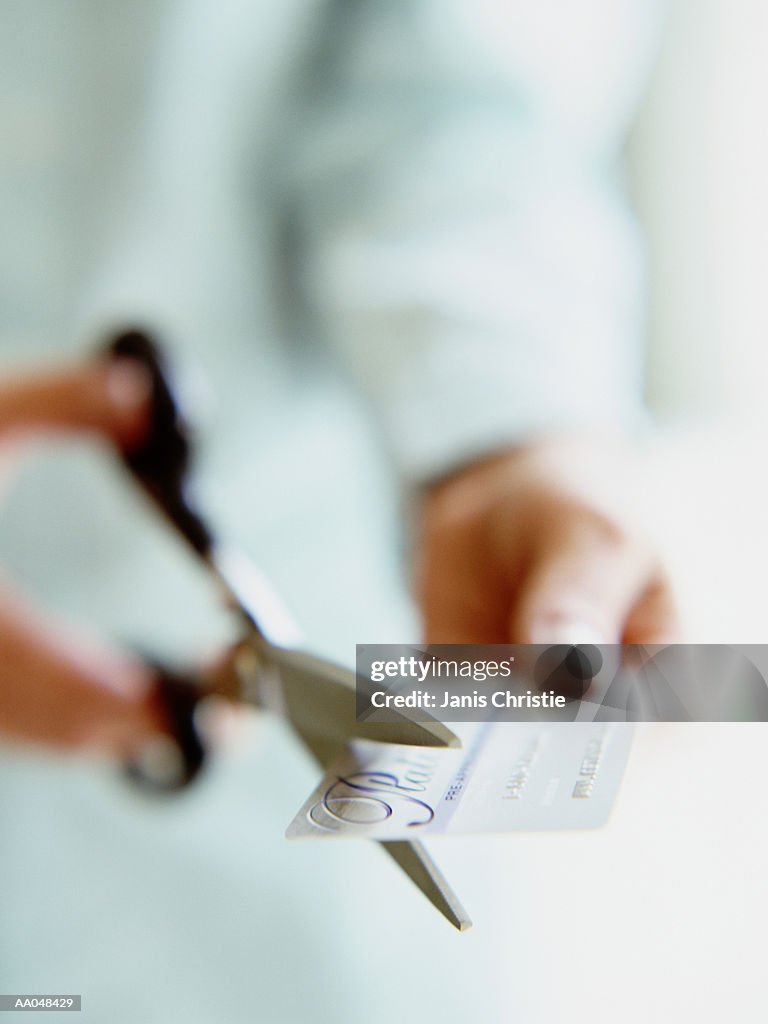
[286,722,633,840]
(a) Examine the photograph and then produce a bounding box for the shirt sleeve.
[282,0,662,484]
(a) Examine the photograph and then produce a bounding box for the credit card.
[286,722,633,840]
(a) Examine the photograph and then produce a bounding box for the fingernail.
[104,359,152,429]
[531,622,609,646]
[195,695,251,749]
[127,735,187,790]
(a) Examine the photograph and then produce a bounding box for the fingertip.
[507,540,649,645]
[196,695,254,749]
[102,359,152,447]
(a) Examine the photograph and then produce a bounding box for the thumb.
[0,358,151,448]
[508,518,651,645]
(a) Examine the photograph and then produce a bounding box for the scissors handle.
[124,664,209,793]
[106,329,213,557]
[102,329,217,791]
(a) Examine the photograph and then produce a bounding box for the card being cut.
[287,722,633,840]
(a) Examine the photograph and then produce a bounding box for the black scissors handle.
[104,329,214,791]
[107,329,213,557]
[124,665,208,792]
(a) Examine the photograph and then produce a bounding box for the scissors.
[106,329,472,932]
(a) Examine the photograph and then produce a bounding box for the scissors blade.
[195,549,470,927]
[381,841,472,932]
[264,644,460,750]
[297,734,471,932]
[208,548,456,746]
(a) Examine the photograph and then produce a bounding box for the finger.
[508,515,652,645]
[417,524,512,644]
[0,358,150,448]
[622,572,682,645]
[199,647,260,748]
[0,588,165,753]
[421,572,511,644]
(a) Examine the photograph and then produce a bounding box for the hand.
[416,436,679,645]
[0,357,165,751]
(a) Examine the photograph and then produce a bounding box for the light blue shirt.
[0,4,662,1022]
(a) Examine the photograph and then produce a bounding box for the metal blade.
[268,645,460,749]
[298,736,472,933]
[381,841,472,932]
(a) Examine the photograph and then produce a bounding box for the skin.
[417,438,680,646]
[0,359,165,752]
[0,361,678,753]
